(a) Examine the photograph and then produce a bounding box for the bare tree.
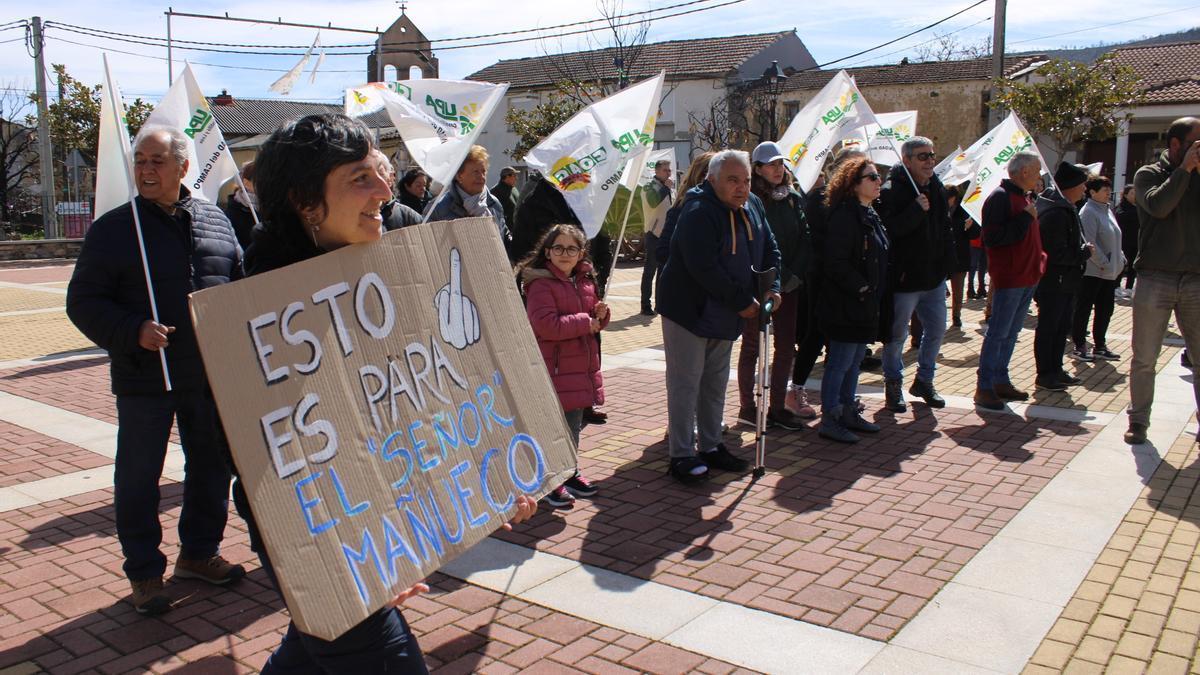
[538,0,651,103]
[1,86,39,222]
[914,32,992,62]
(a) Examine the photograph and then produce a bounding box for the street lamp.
[760,60,786,140]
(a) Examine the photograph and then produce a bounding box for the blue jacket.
[656,182,781,340]
[67,187,242,395]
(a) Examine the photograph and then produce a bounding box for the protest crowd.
[59,52,1200,670]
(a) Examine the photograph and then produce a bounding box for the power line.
[60,0,727,50]
[43,35,366,72]
[1007,4,1200,47]
[806,0,990,71]
[841,16,993,68]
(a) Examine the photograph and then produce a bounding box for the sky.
[0,0,1196,108]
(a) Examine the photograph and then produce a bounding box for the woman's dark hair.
[825,157,873,208]
[254,114,375,247]
[401,168,429,190]
[1086,175,1112,195]
[514,223,591,285]
[751,161,795,201]
[1122,184,1136,198]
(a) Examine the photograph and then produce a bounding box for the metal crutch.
[751,266,777,479]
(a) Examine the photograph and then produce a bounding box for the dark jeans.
[821,341,867,412]
[1034,287,1075,378]
[640,232,659,310]
[968,247,988,292]
[738,288,799,410]
[592,231,614,295]
[115,390,231,581]
[231,480,429,673]
[977,286,1035,389]
[1073,276,1117,350]
[792,284,825,387]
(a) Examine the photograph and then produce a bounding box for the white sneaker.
[785,385,817,419]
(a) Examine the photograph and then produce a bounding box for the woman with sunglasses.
[817,157,890,443]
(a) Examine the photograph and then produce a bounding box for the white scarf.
[455,182,490,218]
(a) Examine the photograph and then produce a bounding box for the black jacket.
[382,199,422,231]
[222,196,257,250]
[491,181,518,231]
[820,201,890,343]
[877,167,955,292]
[67,187,242,395]
[951,206,977,274]
[1114,199,1139,264]
[512,175,580,261]
[1035,189,1089,293]
[758,189,812,292]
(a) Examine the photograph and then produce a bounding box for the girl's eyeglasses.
[548,245,582,256]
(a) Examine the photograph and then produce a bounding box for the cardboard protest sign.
[189,218,576,640]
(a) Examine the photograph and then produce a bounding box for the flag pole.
[104,55,172,391]
[234,174,260,225]
[603,148,651,298]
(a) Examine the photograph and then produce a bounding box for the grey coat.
[1080,199,1125,280]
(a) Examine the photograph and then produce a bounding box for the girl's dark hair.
[1086,175,1112,194]
[514,224,591,286]
[825,157,873,208]
[254,114,375,249]
[401,167,429,190]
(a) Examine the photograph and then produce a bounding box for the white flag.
[960,112,1049,225]
[269,34,316,95]
[777,71,878,192]
[146,64,239,205]
[94,58,135,219]
[367,79,509,189]
[524,72,664,238]
[1085,161,1103,175]
[308,34,325,85]
[934,145,964,183]
[938,118,1018,187]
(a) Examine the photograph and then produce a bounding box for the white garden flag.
[524,72,664,237]
[269,33,318,95]
[960,111,1049,225]
[934,145,964,183]
[94,57,135,219]
[355,80,508,189]
[146,64,239,205]
[777,70,878,192]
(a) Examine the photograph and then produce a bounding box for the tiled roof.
[778,55,1044,92]
[207,97,392,136]
[1111,41,1200,104]
[465,31,793,89]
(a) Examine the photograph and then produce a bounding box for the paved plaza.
[0,260,1197,674]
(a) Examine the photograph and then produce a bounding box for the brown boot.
[130,577,171,616]
[993,382,1029,401]
[974,387,1005,411]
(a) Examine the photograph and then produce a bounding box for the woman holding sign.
[241,113,537,673]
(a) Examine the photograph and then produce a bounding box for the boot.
[993,382,1029,401]
[884,378,907,412]
[974,386,1005,411]
[818,408,859,443]
[908,378,946,408]
[842,405,881,433]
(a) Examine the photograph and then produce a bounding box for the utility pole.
[31,17,59,239]
[989,0,1007,128]
[166,9,173,86]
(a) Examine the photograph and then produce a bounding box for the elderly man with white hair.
[67,125,245,616]
[973,151,1047,410]
[656,150,781,483]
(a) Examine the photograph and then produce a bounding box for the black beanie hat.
[1054,161,1088,189]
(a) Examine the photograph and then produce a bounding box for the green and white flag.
[94,57,134,218]
[840,110,918,166]
[348,80,508,189]
[777,70,878,192]
[960,111,1049,225]
[523,72,664,238]
[146,64,239,205]
[934,145,964,183]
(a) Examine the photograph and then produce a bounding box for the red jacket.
[523,261,608,411]
[982,179,1046,289]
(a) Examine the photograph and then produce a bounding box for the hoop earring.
[305,213,320,248]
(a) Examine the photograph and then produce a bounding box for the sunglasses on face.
[548,245,582,256]
[914,152,937,161]
[859,173,882,182]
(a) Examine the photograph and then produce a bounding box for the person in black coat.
[817,156,889,444]
[222,159,258,250]
[241,113,538,672]
[948,187,977,327]
[66,126,245,616]
[371,149,422,230]
[490,166,520,232]
[511,173,581,263]
[397,167,432,215]
[1033,162,1094,390]
[1114,184,1139,294]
